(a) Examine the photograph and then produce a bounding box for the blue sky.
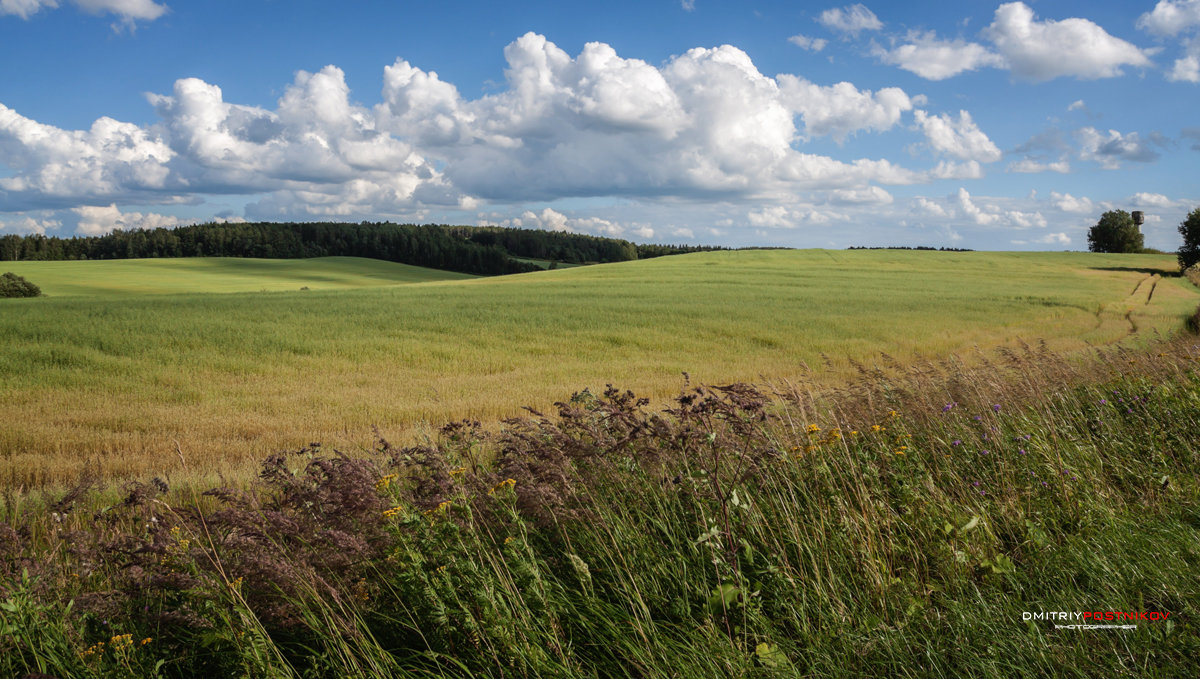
[1,1,1197,250]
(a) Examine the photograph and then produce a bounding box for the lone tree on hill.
[1178,207,1200,271]
[1087,210,1143,253]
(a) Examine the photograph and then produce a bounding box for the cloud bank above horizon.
[1,1,1197,250]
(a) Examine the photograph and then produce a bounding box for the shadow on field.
[1089,266,1181,277]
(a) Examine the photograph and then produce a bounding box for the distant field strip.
[0,256,474,297]
[1,250,1196,486]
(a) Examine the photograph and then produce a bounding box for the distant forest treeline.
[0,222,723,276]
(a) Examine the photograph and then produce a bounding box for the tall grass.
[2,333,1198,677]
[2,250,1196,487]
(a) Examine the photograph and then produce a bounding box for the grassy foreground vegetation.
[2,331,1198,677]
[2,250,1198,486]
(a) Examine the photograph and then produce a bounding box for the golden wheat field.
[1,250,1196,487]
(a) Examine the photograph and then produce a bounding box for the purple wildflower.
[973,481,980,487]
[942,402,956,413]
[993,404,1002,413]
[1018,448,1027,455]
[981,449,990,455]
[1100,399,1107,405]
[952,440,962,447]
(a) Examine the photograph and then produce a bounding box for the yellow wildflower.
[489,478,517,495]
[806,424,820,434]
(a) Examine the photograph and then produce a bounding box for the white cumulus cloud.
[0,102,173,207]
[984,2,1153,82]
[1138,0,1200,37]
[1050,192,1094,213]
[955,187,1045,227]
[914,110,1001,163]
[874,32,1004,80]
[777,76,913,142]
[1168,54,1200,82]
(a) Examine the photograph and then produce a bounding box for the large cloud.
[983,2,1153,82]
[872,2,1154,82]
[2,33,987,230]
[378,34,927,201]
[0,102,173,208]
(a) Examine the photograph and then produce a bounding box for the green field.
[0,256,474,297]
[1,250,1197,486]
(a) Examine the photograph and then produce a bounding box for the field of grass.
[3,333,1199,677]
[1,250,1197,486]
[0,256,474,297]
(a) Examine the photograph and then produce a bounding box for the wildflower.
[1100,399,1108,405]
[992,404,1002,413]
[375,473,398,490]
[489,478,517,495]
[871,424,882,432]
[973,415,982,421]
[436,564,448,574]
[850,430,859,436]
[806,424,820,434]
[893,447,907,455]
[981,449,989,455]
[504,536,514,545]
[228,577,243,591]
[1018,448,1027,455]
[951,439,961,447]
[888,410,898,418]
[424,500,453,515]
[973,481,980,487]
[449,466,466,478]
[383,505,404,519]
[140,638,152,646]
[942,402,956,413]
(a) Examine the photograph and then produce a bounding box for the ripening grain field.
[1,250,1196,486]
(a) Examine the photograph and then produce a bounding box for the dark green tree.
[1178,207,1200,271]
[1087,210,1143,253]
